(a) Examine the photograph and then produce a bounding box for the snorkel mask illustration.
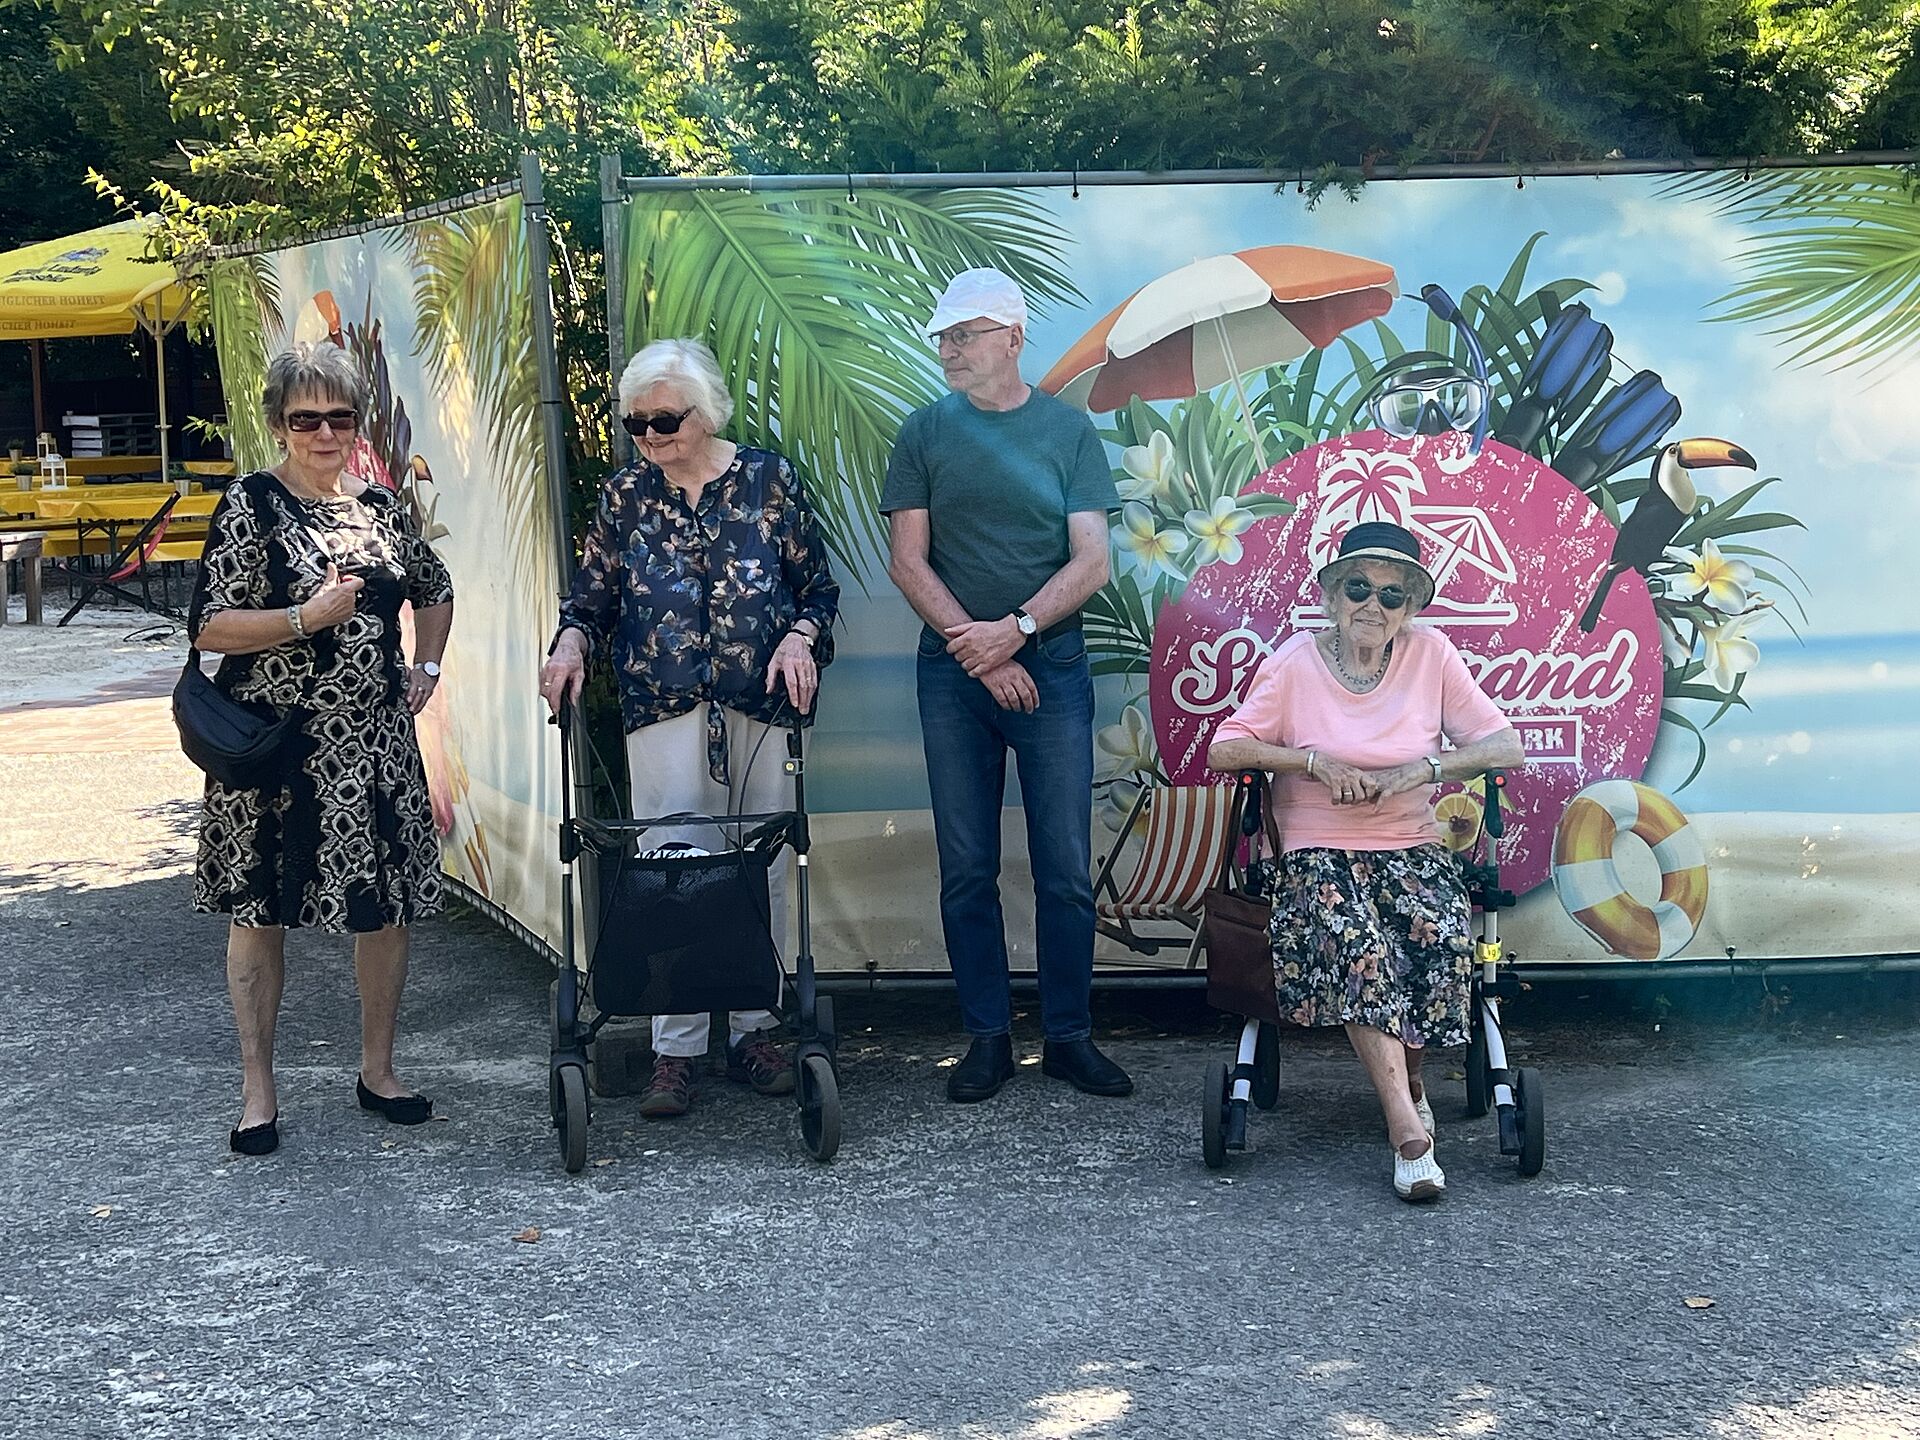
[1359,284,1491,455]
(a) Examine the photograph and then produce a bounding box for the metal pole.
[599,153,632,468]
[151,300,172,489]
[520,153,598,923]
[29,340,46,439]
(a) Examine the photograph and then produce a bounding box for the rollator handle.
[1481,768,1508,838]
[1237,770,1266,837]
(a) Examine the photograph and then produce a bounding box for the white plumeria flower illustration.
[1095,703,1157,783]
[1667,538,1754,612]
[1118,501,1190,581]
[1699,609,1764,693]
[1184,495,1255,567]
[1118,430,1177,503]
[1658,613,1695,668]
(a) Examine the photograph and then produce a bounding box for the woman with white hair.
[1207,521,1523,1203]
[539,338,839,1119]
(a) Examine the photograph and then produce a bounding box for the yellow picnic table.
[29,490,218,625]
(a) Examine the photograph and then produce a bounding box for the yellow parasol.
[0,217,196,480]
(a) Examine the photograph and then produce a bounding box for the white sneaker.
[1414,1091,1435,1136]
[1393,1138,1446,1202]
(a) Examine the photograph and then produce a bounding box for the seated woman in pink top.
[1207,521,1523,1204]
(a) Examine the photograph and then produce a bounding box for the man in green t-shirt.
[880,268,1133,1104]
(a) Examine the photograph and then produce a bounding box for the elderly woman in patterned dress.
[1208,521,1523,1203]
[192,342,455,1157]
[538,337,839,1121]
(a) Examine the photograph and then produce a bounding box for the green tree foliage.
[4,0,1917,474]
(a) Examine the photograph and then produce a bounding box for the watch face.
[1017,612,1037,634]
[420,662,441,678]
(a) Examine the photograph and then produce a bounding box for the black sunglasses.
[285,408,360,433]
[622,408,694,438]
[1342,577,1409,610]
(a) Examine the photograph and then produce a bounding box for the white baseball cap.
[923,267,1029,339]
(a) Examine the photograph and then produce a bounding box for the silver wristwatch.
[1011,608,1038,637]
[418,661,442,679]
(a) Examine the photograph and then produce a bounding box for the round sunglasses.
[1342,576,1410,610]
[285,408,360,433]
[622,408,694,438]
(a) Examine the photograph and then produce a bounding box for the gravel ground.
[1,717,1917,1438]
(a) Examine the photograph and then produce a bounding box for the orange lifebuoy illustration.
[1551,780,1708,960]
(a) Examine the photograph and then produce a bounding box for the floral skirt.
[1267,843,1473,1048]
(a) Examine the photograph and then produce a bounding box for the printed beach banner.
[207,193,563,952]
[597,165,1912,972]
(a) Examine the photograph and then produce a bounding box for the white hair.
[616,338,735,432]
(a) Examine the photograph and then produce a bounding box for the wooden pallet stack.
[62,412,161,457]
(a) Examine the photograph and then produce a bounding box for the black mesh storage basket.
[584,829,786,1018]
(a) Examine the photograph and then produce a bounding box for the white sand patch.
[0,599,186,707]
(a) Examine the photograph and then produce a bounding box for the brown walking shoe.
[727,1032,796,1096]
[636,1055,697,1118]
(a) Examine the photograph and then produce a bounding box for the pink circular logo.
[1148,431,1664,897]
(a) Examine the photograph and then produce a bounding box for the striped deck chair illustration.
[1093,783,1240,969]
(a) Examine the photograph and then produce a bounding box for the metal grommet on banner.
[1071,167,1080,200]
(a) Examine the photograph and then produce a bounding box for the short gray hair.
[617,338,735,432]
[261,343,368,431]
[1319,555,1432,612]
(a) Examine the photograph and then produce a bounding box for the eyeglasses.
[622,408,694,438]
[1342,577,1410,610]
[935,324,1010,350]
[285,408,360,433]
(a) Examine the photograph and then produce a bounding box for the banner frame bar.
[613,149,1920,194]
[208,179,525,260]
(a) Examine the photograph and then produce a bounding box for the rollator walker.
[546,706,841,1172]
[1201,766,1545,1177]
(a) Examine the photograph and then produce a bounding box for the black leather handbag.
[173,649,302,790]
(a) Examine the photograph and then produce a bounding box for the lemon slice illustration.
[1433,790,1482,853]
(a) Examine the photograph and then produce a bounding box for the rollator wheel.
[1201,1060,1229,1169]
[798,1053,841,1163]
[1464,1021,1491,1119]
[1252,1022,1280,1111]
[556,1064,589,1174]
[1515,1066,1546,1177]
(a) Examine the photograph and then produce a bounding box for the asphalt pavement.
[2,744,1917,1439]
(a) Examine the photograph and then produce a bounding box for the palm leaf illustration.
[1674,165,1920,374]
[623,187,1079,572]
[205,255,285,470]
[403,197,552,588]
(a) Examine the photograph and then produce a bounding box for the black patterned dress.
[189,471,455,933]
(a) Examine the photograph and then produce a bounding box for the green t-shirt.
[880,387,1119,622]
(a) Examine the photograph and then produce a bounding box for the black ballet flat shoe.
[229,1114,280,1156]
[356,1076,433,1126]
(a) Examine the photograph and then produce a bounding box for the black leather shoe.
[1041,1039,1134,1097]
[946,1034,1016,1103]
[229,1114,280,1156]
[357,1076,433,1125]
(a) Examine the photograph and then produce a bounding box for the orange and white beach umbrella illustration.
[1039,245,1399,424]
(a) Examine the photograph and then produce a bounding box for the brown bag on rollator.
[1200,773,1284,1024]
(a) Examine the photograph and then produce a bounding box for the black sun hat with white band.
[1316,521,1437,607]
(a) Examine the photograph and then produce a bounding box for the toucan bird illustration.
[1494,303,1614,452]
[1553,370,1681,490]
[1577,437,1758,632]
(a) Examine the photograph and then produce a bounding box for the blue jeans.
[916,625,1096,1042]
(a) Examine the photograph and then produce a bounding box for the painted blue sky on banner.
[816,173,1917,819]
